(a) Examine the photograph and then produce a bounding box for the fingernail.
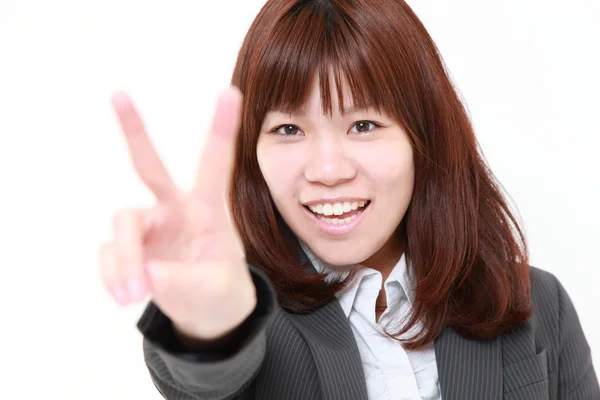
[112,286,129,305]
[127,279,146,301]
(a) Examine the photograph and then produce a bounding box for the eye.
[271,124,303,137]
[269,120,381,137]
[350,120,380,134]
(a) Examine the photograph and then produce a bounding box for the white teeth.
[343,202,352,213]
[308,200,368,216]
[333,203,344,215]
[318,214,359,225]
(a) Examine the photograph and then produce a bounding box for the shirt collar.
[298,241,415,318]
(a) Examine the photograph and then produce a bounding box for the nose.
[304,137,356,186]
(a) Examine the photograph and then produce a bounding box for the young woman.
[101,0,599,399]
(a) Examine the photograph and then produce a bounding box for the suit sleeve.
[555,277,600,399]
[136,264,278,400]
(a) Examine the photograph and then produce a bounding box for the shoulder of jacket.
[529,265,560,299]
[529,265,561,308]
[527,265,561,343]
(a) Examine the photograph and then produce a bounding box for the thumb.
[146,261,171,293]
[146,259,235,295]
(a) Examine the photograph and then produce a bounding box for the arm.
[555,277,600,399]
[137,264,277,400]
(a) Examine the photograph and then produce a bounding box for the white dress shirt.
[300,242,442,400]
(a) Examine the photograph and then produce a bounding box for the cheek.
[359,142,414,187]
[257,144,304,199]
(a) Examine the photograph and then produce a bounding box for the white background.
[0,0,598,398]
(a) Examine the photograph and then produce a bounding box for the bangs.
[250,1,389,117]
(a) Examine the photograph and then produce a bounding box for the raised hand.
[100,87,256,340]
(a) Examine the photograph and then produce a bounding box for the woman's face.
[257,76,415,268]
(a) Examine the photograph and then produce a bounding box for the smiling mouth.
[303,200,371,221]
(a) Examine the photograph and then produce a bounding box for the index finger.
[112,91,179,202]
[192,86,243,205]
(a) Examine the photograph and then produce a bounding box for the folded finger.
[112,209,149,302]
[99,242,129,305]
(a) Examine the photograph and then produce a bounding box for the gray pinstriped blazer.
[138,250,600,399]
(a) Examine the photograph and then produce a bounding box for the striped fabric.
[138,254,600,399]
[299,241,441,399]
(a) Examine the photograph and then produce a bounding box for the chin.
[303,238,371,267]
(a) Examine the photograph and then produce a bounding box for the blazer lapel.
[284,246,368,400]
[288,245,504,400]
[434,326,503,399]
[286,299,369,400]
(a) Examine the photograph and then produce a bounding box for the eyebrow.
[268,104,375,117]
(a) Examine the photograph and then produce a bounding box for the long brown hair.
[228,0,531,350]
